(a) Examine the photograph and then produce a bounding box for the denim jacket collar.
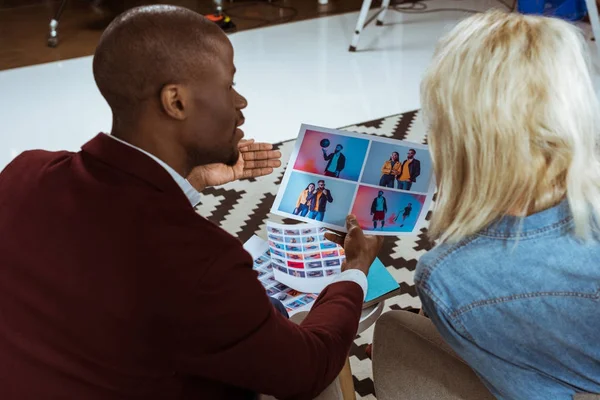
[479,200,572,239]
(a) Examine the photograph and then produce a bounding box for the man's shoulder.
[2,149,72,174]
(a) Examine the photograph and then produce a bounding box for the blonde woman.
[372,10,600,400]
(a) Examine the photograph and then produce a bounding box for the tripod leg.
[584,0,600,63]
[376,0,391,26]
[48,0,68,48]
[349,0,373,52]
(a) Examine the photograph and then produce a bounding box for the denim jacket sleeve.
[415,255,592,400]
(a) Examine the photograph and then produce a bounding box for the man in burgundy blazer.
[0,5,382,400]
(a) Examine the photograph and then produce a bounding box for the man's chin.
[225,150,240,167]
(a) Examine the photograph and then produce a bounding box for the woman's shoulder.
[415,236,484,286]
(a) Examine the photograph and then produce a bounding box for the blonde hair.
[421,10,600,243]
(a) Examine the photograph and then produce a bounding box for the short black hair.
[318,180,325,184]
[409,149,416,153]
[336,144,343,149]
[378,191,384,195]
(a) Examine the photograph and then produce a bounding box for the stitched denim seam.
[451,290,600,318]
[422,236,482,274]
[416,280,451,316]
[452,314,476,342]
[477,216,573,240]
[414,282,477,342]
[416,236,482,318]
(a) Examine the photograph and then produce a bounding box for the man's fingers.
[244,159,282,169]
[239,142,275,153]
[324,232,345,246]
[242,167,274,179]
[238,139,255,148]
[242,149,282,161]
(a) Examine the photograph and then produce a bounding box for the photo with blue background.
[294,130,370,182]
[360,141,432,193]
[278,171,356,227]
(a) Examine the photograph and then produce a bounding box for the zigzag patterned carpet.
[195,109,433,399]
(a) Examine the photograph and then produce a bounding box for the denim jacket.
[415,201,600,399]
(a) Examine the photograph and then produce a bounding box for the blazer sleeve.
[166,232,363,400]
[371,198,376,214]
[326,191,333,203]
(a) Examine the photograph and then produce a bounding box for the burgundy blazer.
[0,134,364,400]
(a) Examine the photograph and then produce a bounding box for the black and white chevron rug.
[195,109,433,399]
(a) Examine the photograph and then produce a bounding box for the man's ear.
[160,84,188,120]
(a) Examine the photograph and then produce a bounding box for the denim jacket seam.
[451,289,600,318]
[422,236,482,273]
[477,216,573,240]
[416,281,477,342]
[416,236,482,336]
[416,280,452,316]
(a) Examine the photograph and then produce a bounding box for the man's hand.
[187,139,282,191]
[324,215,383,276]
[323,189,328,196]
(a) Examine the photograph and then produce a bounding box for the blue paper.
[365,258,400,303]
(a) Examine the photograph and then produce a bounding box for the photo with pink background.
[293,130,370,182]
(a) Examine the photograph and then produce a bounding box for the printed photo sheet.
[271,124,436,236]
[243,235,318,316]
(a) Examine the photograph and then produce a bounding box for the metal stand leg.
[349,0,373,52]
[48,0,68,48]
[584,0,600,63]
[376,0,392,26]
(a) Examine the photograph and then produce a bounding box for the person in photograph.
[292,270,304,278]
[396,149,421,191]
[322,144,346,178]
[394,202,412,227]
[379,151,401,188]
[371,190,388,230]
[307,180,333,221]
[293,183,314,217]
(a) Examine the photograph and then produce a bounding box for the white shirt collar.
[106,134,201,207]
